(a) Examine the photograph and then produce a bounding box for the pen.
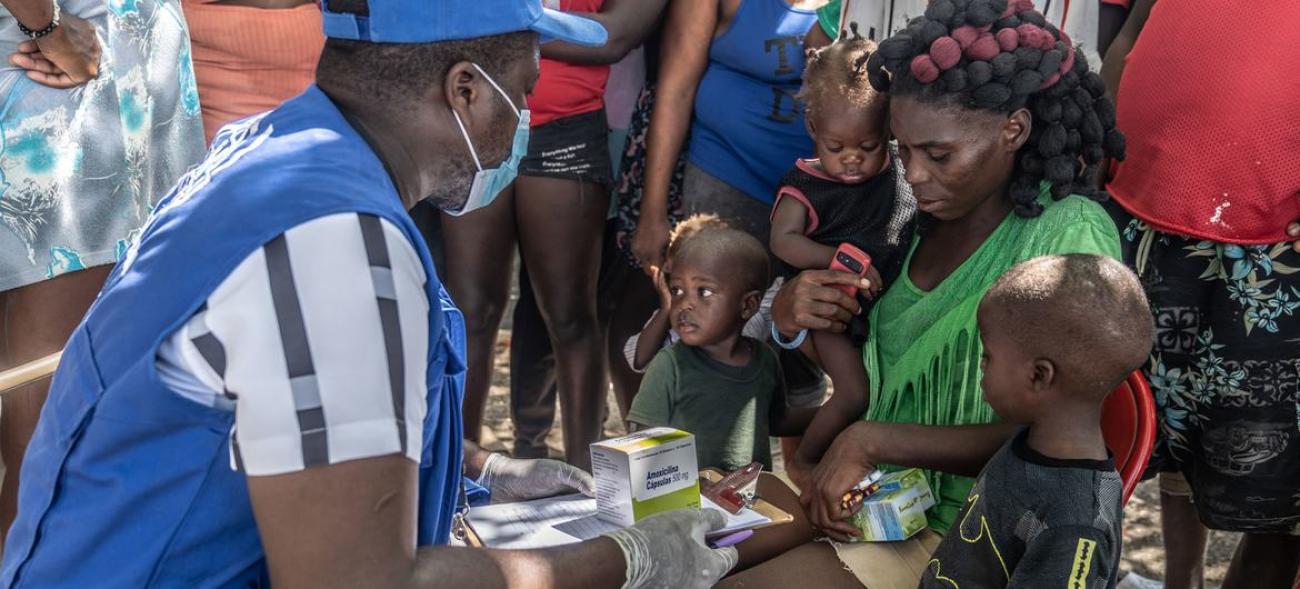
[708,529,753,548]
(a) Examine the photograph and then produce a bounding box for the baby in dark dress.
[769,25,916,487]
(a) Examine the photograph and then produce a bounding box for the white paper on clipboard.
[466,494,770,549]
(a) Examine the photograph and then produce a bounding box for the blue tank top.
[688,0,818,204]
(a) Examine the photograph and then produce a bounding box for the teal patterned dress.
[0,0,205,290]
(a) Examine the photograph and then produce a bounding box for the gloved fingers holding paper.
[604,507,739,589]
[480,453,596,504]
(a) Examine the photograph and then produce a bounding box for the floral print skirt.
[611,82,686,269]
[0,0,206,291]
[1110,202,1300,534]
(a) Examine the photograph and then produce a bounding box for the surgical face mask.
[446,63,530,217]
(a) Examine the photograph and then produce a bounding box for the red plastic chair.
[1100,371,1156,505]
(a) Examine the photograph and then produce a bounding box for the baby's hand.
[864,265,884,300]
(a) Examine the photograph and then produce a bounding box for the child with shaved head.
[920,254,1155,588]
[627,216,813,471]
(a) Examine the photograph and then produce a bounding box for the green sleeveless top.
[862,191,1122,534]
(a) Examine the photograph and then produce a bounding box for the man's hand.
[1288,221,1300,253]
[10,13,101,89]
[604,508,738,589]
[799,422,875,542]
[480,454,595,503]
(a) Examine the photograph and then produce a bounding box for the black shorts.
[519,109,611,185]
[1108,201,1300,535]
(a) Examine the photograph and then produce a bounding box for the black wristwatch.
[17,3,60,40]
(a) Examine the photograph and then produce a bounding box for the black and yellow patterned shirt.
[919,429,1123,588]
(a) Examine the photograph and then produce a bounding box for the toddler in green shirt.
[627,216,813,471]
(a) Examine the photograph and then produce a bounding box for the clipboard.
[699,469,794,532]
[464,470,793,548]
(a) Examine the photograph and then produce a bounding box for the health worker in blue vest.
[0,0,739,587]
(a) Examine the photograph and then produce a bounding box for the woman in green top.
[723,2,1129,586]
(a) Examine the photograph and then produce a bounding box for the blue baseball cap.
[323,0,607,46]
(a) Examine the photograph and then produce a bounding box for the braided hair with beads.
[865,0,1124,217]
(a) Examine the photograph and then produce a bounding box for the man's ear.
[741,290,762,320]
[1030,357,1057,394]
[443,61,481,125]
[1003,108,1032,153]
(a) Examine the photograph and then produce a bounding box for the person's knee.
[541,304,599,345]
[457,297,508,337]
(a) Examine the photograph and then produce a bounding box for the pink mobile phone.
[828,243,872,298]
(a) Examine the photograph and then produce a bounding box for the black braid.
[867,0,1124,218]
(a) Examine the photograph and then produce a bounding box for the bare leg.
[779,438,801,472]
[0,265,112,543]
[1221,533,1300,589]
[439,186,518,443]
[1160,482,1207,589]
[597,247,656,418]
[514,175,609,471]
[509,260,558,458]
[792,332,869,471]
[733,473,819,571]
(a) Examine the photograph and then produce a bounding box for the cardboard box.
[590,428,701,527]
[849,468,936,542]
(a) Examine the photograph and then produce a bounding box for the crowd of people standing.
[0,0,1295,587]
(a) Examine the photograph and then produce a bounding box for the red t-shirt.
[1106,0,1300,244]
[527,0,609,127]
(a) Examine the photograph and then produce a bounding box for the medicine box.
[590,427,701,527]
[849,468,936,542]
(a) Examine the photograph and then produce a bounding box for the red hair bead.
[911,54,940,83]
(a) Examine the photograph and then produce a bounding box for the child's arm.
[631,267,675,371]
[625,349,677,430]
[631,311,672,371]
[770,191,837,271]
[790,331,870,467]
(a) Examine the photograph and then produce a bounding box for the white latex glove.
[478,453,595,503]
[603,508,739,589]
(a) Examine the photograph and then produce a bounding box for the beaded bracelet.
[17,3,60,40]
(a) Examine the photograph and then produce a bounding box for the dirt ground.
[477,330,1239,586]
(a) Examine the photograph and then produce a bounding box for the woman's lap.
[728,529,940,589]
[721,542,861,589]
[728,473,940,588]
